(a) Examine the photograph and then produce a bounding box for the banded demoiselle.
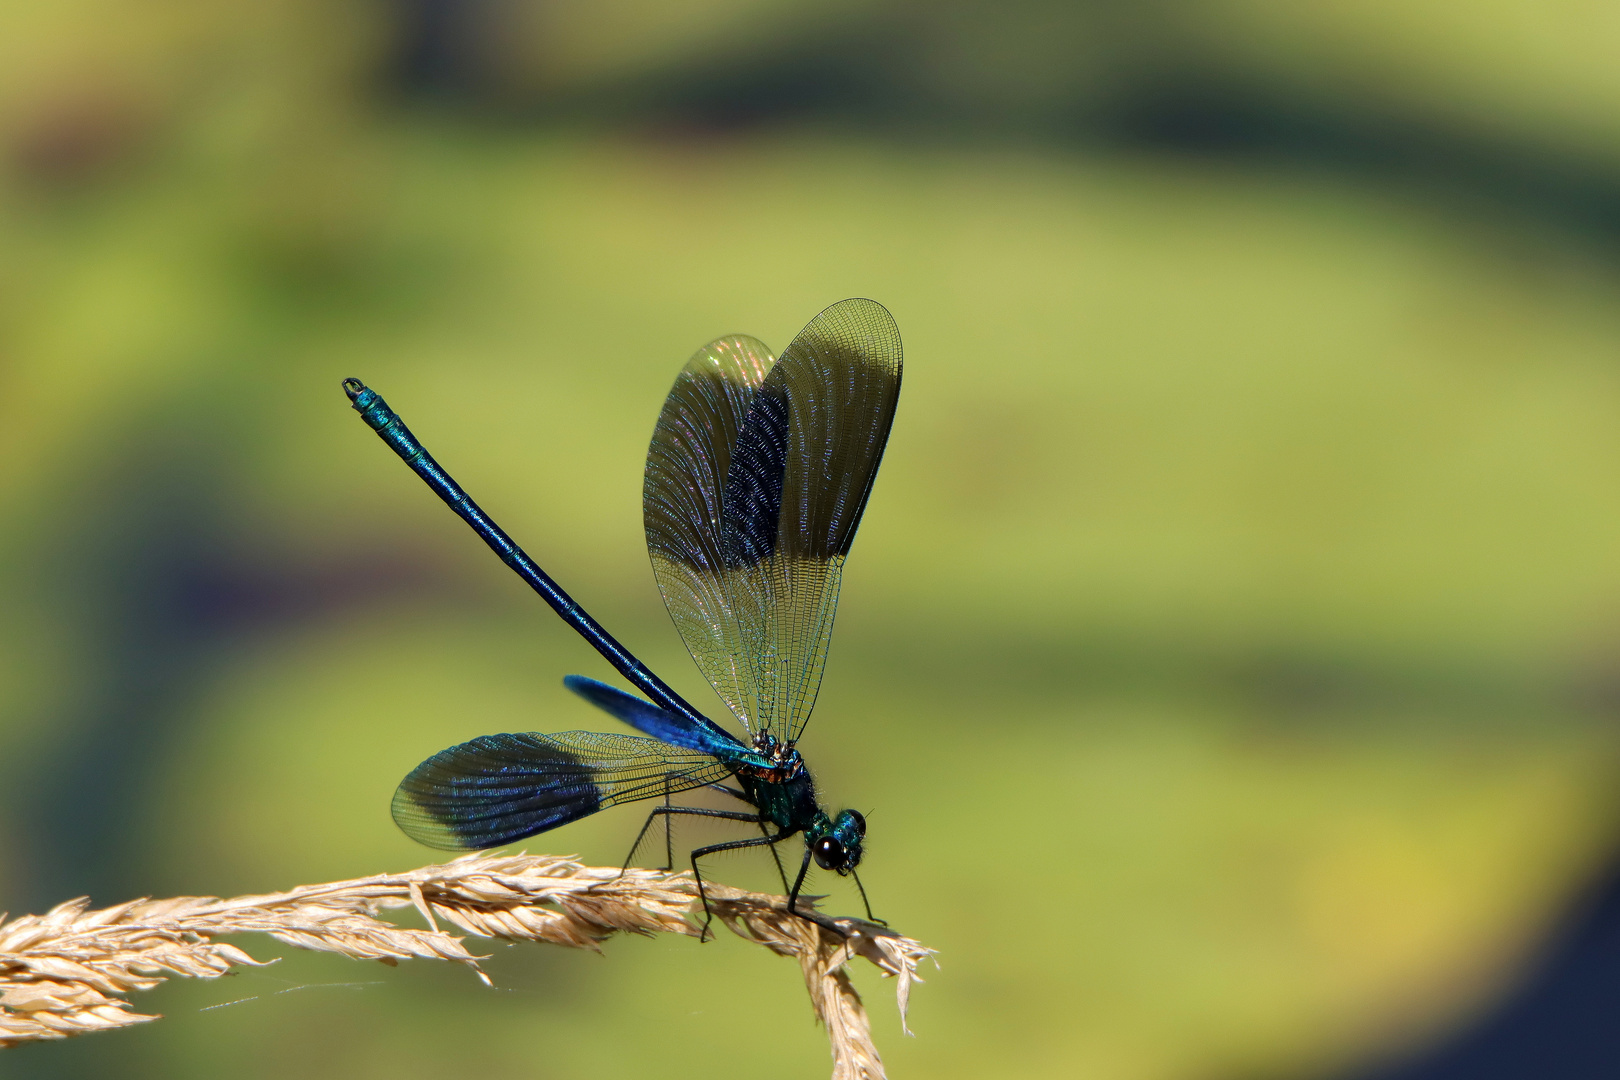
[343,298,902,934]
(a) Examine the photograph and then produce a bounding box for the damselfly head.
[811,809,867,875]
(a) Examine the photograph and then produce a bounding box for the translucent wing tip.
[391,779,485,850]
[806,297,902,358]
[389,732,607,851]
[642,297,902,744]
[820,296,893,318]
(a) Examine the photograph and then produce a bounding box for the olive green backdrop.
[4,2,1620,1078]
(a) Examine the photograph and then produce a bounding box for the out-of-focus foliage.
[3,2,1620,1079]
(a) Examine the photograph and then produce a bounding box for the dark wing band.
[391,730,732,850]
[644,299,902,742]
[644,334,776,735]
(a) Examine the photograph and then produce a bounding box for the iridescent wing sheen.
[391,731,732,851]
[644,299,902,742]
[644,333,776,735]
[563,674,767,767]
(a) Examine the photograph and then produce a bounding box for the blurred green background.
[5,1,1620,1078]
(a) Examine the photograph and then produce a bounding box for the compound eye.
[813,836,845,871]
[847,810,867,837]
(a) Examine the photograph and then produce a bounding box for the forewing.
[391,731,731,851]
[644,334,776,734]
[723,298,902,740]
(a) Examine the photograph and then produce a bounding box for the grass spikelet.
[0,854,934,1079]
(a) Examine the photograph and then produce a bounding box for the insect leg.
[690,831,793,942]
[850,868,887,926]
[760,819,791,893]
[786,846,813,919]
[662,777,673,870]
[623,806,760,875]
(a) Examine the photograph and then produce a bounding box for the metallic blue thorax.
[733,738,819,836]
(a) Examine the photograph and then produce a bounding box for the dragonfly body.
[344,298,901,932]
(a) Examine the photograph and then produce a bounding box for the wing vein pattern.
[644,298,902,743]
[392,731,730,850]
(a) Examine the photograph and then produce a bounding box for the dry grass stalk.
[0,853,933,1079]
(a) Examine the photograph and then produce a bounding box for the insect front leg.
[780,849,852,938]
[850,868,887,926]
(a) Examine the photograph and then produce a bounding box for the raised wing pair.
[342,298,902,933]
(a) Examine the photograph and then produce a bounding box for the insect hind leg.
[662,781,672,869]
[622,806,760,875]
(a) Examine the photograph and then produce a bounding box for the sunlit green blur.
[4,2,1620,1078]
